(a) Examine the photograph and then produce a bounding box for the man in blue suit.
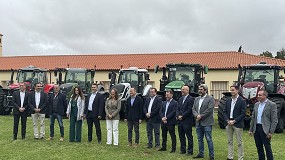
[176,85,194,155]
[158,90,178,153]
[47,84,67,141]
[125,88,143,147]
[143,87,162,148]
[223,85,246,160]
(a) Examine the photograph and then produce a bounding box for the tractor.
[0,65,54,115]
[217,62,285,133]
[54,68,105,98]
[108,67,152,118]
[155,63,208,100]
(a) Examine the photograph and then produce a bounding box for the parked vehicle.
[155,63,208,100]
[0,65,54,115]
[217,62,285,133]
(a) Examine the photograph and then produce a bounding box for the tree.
[260,51,273,58]
[275,48,285,60]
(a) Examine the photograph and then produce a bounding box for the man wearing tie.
[47,85,67,141]
[125,88,143,147]
[223,85,246,160]
[143,87,162,148]
[12,83,29,140]
[176,85,194,155]
[29,83,48,139]
[158,90,178,153]
[84,83,104,144]
[249,90,278,160]
[192,84,215,160]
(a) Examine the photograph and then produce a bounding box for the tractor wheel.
[217,96,231,129]
[0,89,5,114]
[270,97,285,133]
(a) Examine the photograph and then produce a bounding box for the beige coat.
[105,98,121,120]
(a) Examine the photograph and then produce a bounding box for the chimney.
[0,33,3,57]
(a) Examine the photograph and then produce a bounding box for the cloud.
[0,0,285,56]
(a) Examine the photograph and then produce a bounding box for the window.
[210,81,228,100]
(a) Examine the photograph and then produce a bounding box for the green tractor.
[54,68,104,98]
[217,62,285,133]
[155,63,208,100]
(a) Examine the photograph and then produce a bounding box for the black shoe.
[98,140,102,144]
[170,150,175,153]
[187,152,193,156]
[227,159,233,160]
[158,148,166,151]
[13,137,17,140]
[180,151,186,154]
[193,154,204,158]
[209,157,214,160]
[22,135,25,139]
[147,146,152,149]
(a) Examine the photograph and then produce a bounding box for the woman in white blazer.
[66,86,85,142]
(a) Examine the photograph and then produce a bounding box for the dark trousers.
[13,113,27,139]
[87,116,101,142]
[161,124,176,151]
[178,124,193,153]
[128,121,139,144]
[146,121,160,147]
[69,110,82,142]
[50,113,64,137]
[254,124,273,160]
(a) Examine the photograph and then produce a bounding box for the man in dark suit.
[84,83,104,143]
[249,90,278,160]
[124,87,143,147]
[29,83,48,139]
[176,85,194,155]
[143,87,162,148]
[12,83,29,140]
[158,90,178,153]
[192,84,215,160]
[223,85,246,160]
[47,84,67,141]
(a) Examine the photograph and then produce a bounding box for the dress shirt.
[257,99,268,124]
[20,91,25,107]
[148,96,156,113]
[35,91,41,108]
[198,94,207,114]
[88,92,97,111]
[182,95,188,104]
[230,95,239,118]
[165,99,172,117]
[131,96,136,106]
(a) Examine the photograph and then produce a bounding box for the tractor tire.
[0,89,5,114]
[217,96,231,129]
[270,97,285,133]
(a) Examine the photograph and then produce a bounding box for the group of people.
[12,82,278,160]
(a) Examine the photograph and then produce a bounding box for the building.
[1,52,285,100]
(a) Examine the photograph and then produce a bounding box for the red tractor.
[217,62,285,133]
[0,66,54,115]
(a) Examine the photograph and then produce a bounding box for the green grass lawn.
[0,114,284,160]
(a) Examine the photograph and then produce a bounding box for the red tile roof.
[0,51,285,71]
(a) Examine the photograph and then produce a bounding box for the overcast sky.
[0,0,284,56]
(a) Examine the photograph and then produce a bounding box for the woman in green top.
[105,88,121,145]
[66,86,85,142]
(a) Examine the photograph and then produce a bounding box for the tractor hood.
[9,82,31,90]
[165,81,184,90]
[60,83,77,95]
[241,81,264,99]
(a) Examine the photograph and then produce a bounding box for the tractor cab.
[54,68,96,95]
[118,67,149,94]
[238,62,284,100]
[156,63,208,100]
[9,65,48,91]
